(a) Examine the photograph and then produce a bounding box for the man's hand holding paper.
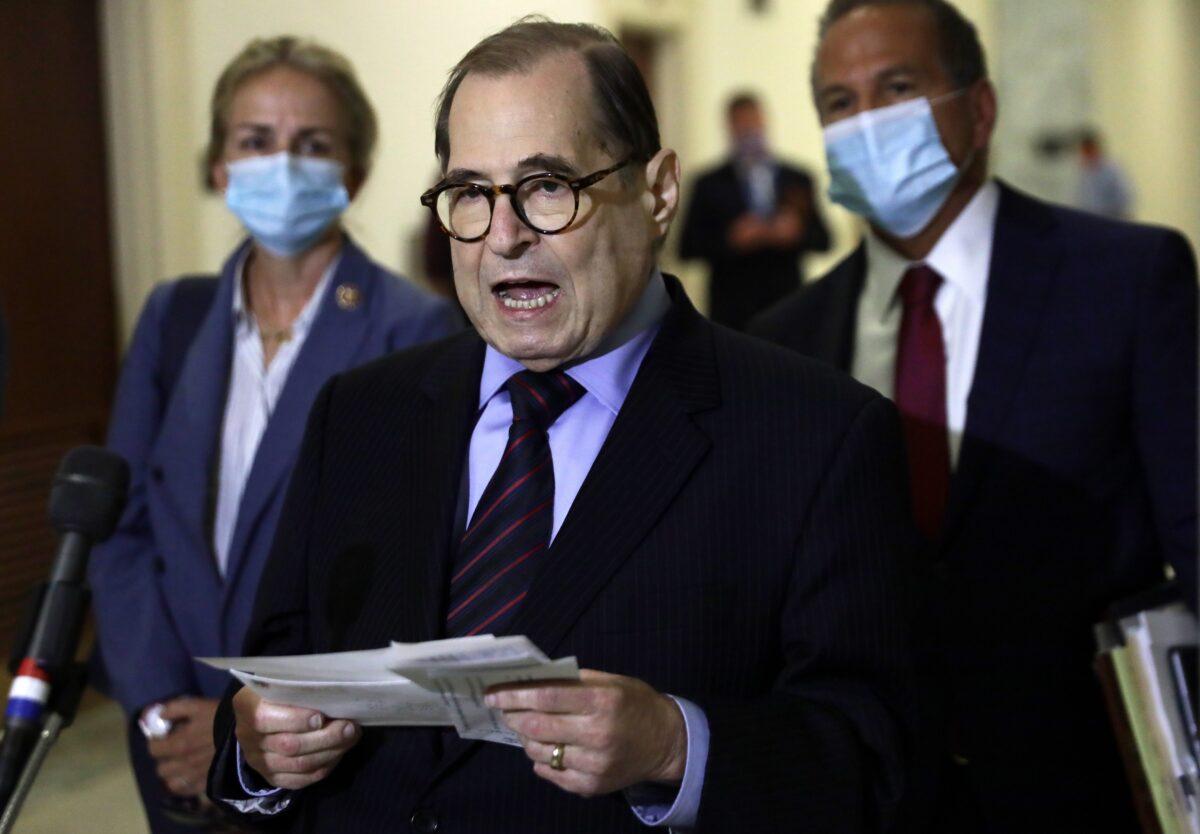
[233,688,361,791]
[204,635,584,790]
[486,669,688,798]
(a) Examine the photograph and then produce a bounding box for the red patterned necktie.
[894,265,950,540]
[446,369,585,637]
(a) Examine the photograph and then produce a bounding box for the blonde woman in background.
[88,36,458,832]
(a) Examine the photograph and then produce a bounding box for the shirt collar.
[862,179,1000,320]
[231,250,342,339]
[734,155,776,175]
[478,269,671,416]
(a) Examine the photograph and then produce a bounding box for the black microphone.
[0,446,129,809]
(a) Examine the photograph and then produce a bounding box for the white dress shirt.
[212,255,338,575]
[851,180,1000,465]
[741,159,778,217]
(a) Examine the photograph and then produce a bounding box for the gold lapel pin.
[336,283,361,311]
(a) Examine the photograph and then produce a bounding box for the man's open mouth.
[494,280,562,311]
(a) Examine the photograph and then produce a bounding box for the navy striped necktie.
[446,369,585,637]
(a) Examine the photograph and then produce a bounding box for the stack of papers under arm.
[199,635,579,746]
[1095,601,1200,834]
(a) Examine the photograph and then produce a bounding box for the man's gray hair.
[433,15,661,171]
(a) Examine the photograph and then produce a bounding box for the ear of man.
[969,79,998,153]
[641,148,681,240]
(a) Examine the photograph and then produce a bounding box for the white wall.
[1089,0,1200,251]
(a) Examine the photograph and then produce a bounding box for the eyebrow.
[817,66,922,100]
[816,81,852,100]
[517,154,581,178]
[443,154,583,186]
[442,167,487,184]
[877,66,920,83]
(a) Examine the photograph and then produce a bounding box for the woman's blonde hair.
[203,35,378,189]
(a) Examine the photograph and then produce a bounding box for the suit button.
[151,466,164,483]
[410,809,439,832]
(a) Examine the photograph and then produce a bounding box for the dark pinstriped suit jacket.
[210,277,918,833]
[750,184,1198,834]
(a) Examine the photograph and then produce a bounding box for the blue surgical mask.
[823,93,972,238]
[224,152,350,256]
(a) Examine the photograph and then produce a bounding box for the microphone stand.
[0,446,128,830]
[0,661,88,834]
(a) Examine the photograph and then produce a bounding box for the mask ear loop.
[955,145,979,178]
[928,88,981,176]
[927,87,970,108]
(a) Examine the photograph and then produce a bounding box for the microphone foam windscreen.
[48,446,130,541]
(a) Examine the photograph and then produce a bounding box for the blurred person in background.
[1075,127,1134,220]
[87,35,457,833]
[679,92,830,331]
[751,0,1196,831]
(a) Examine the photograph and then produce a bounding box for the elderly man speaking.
[208,17,917,833]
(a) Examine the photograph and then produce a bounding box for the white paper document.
[199,635,578,745]
[225,671,453,727]
[395,657,580,745]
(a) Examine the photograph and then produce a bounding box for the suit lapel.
[718,162,749,215]
[223,240,373,589]
[510,282,718,654]
[810,245,866,371]
[154,252,238,557]
[941,184,1062,546]
[427,278,720,786]
[406,334,487,642]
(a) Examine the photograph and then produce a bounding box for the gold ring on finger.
[549,742,566,771]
